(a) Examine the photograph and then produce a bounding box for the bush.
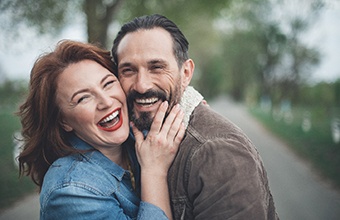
[0,109,37,211]
[250,105,340,189]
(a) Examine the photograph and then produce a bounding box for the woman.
[18,40,185,219]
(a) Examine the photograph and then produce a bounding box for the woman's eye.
[104,80,115,88]
[77,95,90,104]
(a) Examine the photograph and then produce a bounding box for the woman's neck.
[99,145,128,169]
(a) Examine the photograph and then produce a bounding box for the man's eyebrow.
[118,59,168,69]
[118,62,133,69]
[147,59,168,66]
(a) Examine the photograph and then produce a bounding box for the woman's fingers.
[135,101,185,175]
[164,106,184,143]
[149,101,168,135]
[158,104,180,136]
[174,123,185,146]
[148,102,184,144]
[131,122,143,146]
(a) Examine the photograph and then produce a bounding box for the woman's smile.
[97,108,123,131]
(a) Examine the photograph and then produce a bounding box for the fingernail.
[162,101,169,108]
[180,109,184,116]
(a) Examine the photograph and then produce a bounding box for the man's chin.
[133,119,152,131]
[131,111,153,131]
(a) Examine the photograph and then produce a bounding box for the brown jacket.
[168,103,278,220]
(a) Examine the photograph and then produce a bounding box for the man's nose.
[134,71,152,94]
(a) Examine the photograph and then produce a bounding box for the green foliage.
[0,80,36,210]
[251,105,340,189]
[0,79,27,110]
[1,0,330,103]
[334,79,340,105]
[200,0,325,103]
[0,109,36,211]
[119,0,231,21]
[0,0,76,35]
[300,81,338,108]
[196,56,227,100]
[0,0,339,207]
[0,0,232,48]
[220,29,263,101]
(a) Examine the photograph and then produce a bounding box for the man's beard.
[127,85,182,132]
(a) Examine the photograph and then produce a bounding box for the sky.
[0,3,339,83]
[301,1,340,82]
[0,23,87,81]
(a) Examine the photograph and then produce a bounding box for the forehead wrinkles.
[117,28,175,64]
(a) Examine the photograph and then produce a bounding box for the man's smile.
[135,97,159,106]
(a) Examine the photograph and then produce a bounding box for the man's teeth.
[135,97,159,104]
[101,111,119,123]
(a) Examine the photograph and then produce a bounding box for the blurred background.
[0,0,339,218]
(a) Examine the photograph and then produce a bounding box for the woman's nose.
[97,92,113,110]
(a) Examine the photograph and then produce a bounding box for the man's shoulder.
[182,103,257,157]
[188,103,244,138]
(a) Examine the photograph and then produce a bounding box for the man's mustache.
[126,89,168,104]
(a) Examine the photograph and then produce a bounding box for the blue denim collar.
[68,134,126,182]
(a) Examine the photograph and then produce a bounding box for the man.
[112,14,278,220]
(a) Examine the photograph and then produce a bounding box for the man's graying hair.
[111,14,189,68]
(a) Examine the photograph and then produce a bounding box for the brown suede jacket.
[168,102,279,220]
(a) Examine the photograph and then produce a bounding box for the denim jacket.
[40,135,168,220]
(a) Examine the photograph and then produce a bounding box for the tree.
[84,0,124,47]
[211,0,324,102]
[0,79,27,109]
[0,0,123,48]
[0,0,231,48]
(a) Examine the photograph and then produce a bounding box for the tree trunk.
[84,0,123,48]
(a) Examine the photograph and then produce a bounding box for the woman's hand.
[132,101,185,176]
[132,101,185,220]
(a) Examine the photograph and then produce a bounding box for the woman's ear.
[181,59,194,88]
[60,120,73,132]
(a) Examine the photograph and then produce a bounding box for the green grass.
[250,106,340,189]
[0,108,37,211]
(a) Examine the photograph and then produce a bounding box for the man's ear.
[181,59,194,88]
[60,120,73,132]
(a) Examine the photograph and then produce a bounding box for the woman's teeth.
[99,110,119,127]
[101,111,119,123]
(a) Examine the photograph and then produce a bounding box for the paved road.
[0,193,39,220]
[210,96,340,220]
[1,96,340,219]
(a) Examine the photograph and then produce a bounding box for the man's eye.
[150,65,164,73]
[152,65,162,69]
[121,68,133,75]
